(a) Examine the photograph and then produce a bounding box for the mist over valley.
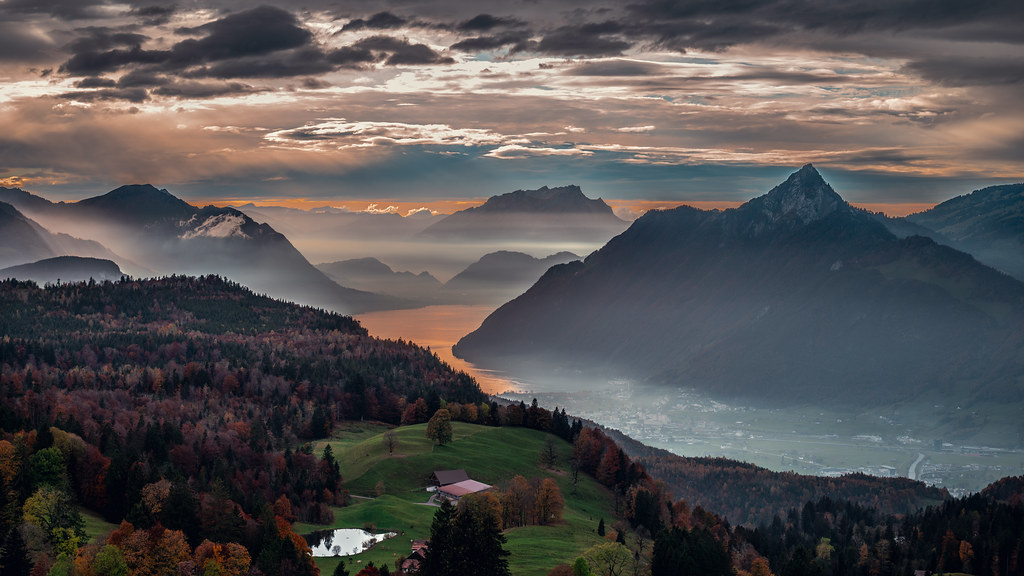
[5,169,1024,500]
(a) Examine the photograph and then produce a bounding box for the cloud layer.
[0,0,1020,205]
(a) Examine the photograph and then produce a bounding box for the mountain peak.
[472,185,618,216]
[745,164,846,226]
[77,184,195,224]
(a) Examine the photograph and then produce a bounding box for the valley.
[358,305,1024,495]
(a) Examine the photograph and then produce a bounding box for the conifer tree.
[0,527,32,576]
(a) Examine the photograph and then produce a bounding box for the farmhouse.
[429,469,492,503]
[436,479,492,503]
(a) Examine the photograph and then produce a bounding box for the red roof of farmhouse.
[438,479,491,497]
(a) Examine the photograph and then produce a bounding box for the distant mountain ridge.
[465,185,618,215]
[0,185,404,314]
[905,183,1024,281]
[0,256,123,285]
[419,185,628,242]
[0,200,120,269]
[319,251,582,307]
[317,258,444,304]
[444,250,580,305]
[455,165,1024,408]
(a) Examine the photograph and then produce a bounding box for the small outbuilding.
[401,540,429,574]
[430,469,470,487]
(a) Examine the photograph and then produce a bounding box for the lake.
[356,304,521,395]
[305,528,398,557]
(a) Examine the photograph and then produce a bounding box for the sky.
[1,0,1022,216]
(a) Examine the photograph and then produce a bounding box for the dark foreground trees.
[422,495,510,576]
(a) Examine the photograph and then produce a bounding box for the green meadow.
[300,422,622,575]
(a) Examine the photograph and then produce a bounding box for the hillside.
[0,275,484,575]
[606,428,947,526]
[295,417,1021,576]
[455,165,1024,409]
[302,422,619,576]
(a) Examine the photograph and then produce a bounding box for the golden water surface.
[356,304,519,395]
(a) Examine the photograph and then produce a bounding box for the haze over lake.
[357,304,521,395]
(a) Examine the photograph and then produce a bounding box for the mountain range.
[0,185,401,314]
[454,165,1024,408]
[443,250,580,305]
[317,257,445,304]
[318,251,581,307]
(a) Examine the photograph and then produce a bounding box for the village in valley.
[496,381,1024,498]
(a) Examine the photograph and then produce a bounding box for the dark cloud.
[75,76,117,88]
[456,14,526,31]
[170,6,312,62]
[535,22,630,56]
[60,87,150,103]
[65,75,260,100]
[1,0,111,20]
[342,11,408,32]
[55,4,461,92]
[187,47,337,78]
[129,5,177,25]
[61,46,167,76]
[0,23,56,62]
[327,46,378,67]
[153,81,261,99]
[623,0,1024,53]
[300,77,332,89]
[60,5,322,79]
[350,36,454,65]
[65,28,149,53]
[904,57,1024,86]
[569,60,665,76]
[451,32,532,52]
[115,69,170,87]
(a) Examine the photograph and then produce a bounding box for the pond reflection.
[305,528,398,557]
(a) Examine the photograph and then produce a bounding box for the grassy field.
[301,422,620,575]
[80,507,118,544]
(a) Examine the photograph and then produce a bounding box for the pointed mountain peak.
[747,164,846,225]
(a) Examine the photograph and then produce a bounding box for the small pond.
[305,528,398,557]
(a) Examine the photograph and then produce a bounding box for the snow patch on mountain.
[179,213,250,240]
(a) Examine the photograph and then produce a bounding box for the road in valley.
[908,452,926,480]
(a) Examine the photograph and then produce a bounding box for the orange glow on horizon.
[849,202,936,217]
[195,197,935,219]
[197,197,488,216]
